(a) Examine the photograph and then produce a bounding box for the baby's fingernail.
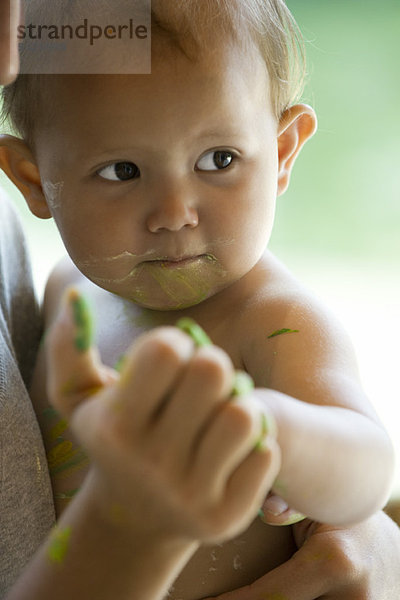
[176,317,212,347]
[263,495,289,516]
[231,370,254,397]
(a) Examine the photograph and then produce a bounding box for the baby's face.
[35,44,279,310]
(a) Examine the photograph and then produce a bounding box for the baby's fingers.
[193,396,281,541]
[46,288,117,419]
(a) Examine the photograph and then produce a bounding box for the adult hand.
[203,510,400,599]
[0,0,20,84]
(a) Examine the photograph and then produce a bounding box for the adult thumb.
[202,548,329,600]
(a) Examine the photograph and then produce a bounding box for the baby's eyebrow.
[194,128,245,142]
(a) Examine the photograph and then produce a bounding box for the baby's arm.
[241,296,395,526]
[21,289,280,600]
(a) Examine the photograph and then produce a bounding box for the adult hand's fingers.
[46,288,117,418]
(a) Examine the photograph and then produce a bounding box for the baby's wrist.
[82,468,201,552]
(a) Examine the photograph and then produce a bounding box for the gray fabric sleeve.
[0,191,55,596]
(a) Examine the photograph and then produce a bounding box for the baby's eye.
[97,162,140,181]
[196,150,234,171]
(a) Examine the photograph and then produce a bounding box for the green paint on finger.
[176,317,212,347]
[48,526,72,564]
[231,370,254,397]
[255,413,271,451]
[114,354,127,373]
[71,293,93,352]
[267,328,299,339]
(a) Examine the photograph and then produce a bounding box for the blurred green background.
[273,0,400,264]
[1,0,399,493]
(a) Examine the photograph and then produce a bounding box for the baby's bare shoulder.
[239,255,362,405]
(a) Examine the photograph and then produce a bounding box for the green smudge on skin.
[54,488,80,500]
[279,512,306,526]
[176,317,212,347]
[273,478,288,496]
[267,328,299,339]
[48,526,72,564]
[255,412,270,451]
[91,254,227,311]
[42,406,60,420]
[114,354,126,373]
[71,294,93,352]
[47,440,89,476]
[50,418,69,441]
[176,321,256,402]
[231,370,254,397]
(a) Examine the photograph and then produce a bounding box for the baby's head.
[2,0,306,144]
[0,0,316,311]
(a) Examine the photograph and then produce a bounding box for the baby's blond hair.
[1,0,306,147]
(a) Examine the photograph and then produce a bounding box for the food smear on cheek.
[42,180,64,211]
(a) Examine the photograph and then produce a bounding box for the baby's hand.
[46,290,281,545]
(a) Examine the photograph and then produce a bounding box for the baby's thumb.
[259,492,305,526]
[46,288,117,420]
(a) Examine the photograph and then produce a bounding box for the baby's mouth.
[87,252,227,310]
[144,254,216,269]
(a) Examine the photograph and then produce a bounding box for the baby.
[0,0,395,598]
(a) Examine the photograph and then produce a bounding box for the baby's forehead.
[18,0,151,76]
[31,46,274,156]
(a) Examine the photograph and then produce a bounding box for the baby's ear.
[277,104,317,196]
[0,134,51,219]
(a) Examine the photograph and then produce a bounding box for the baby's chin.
[88,256,230,311]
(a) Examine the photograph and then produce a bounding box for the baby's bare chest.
[90,290,245,369]
[168,518,295,600]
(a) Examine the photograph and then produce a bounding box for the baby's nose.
[146,190,199,233]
